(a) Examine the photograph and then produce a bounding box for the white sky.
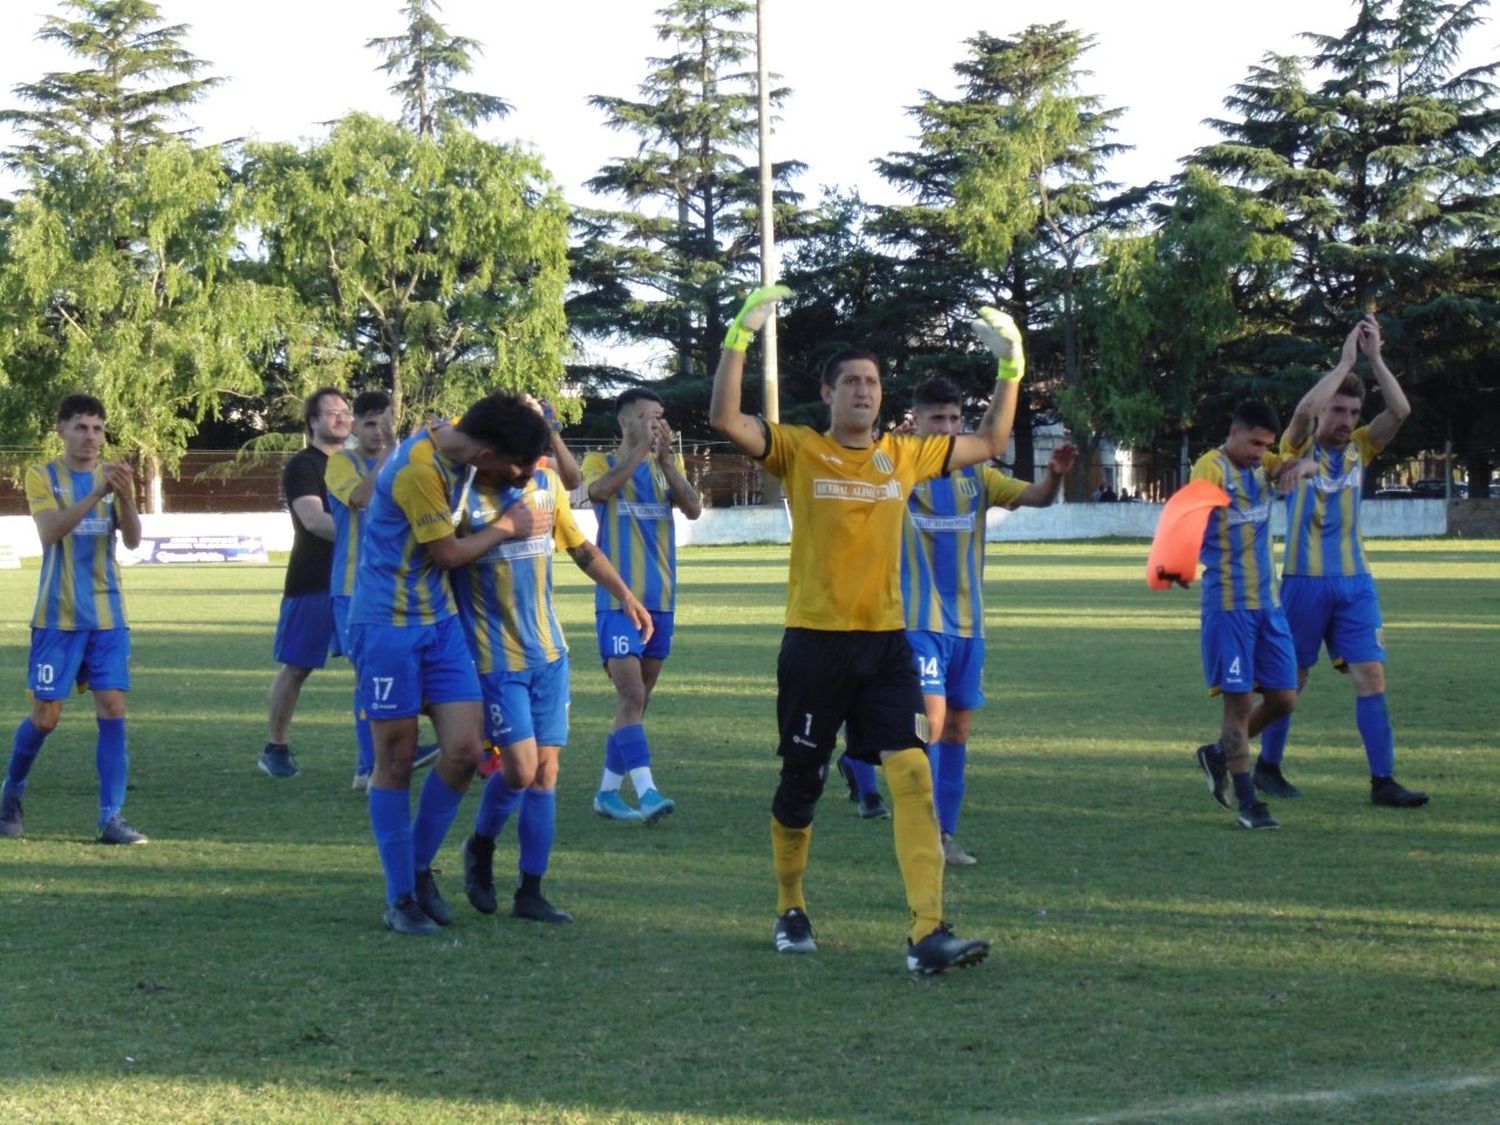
[2,0,1493,207]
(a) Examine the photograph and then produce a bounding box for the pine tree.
[367,0,511,138]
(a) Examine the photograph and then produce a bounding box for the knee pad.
[772,752,827,829]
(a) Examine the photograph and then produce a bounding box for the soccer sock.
[1233,771,1257,811]
[933,740,967,836]
[770,816,812,914]
[96,717,128,825]
[517,789,556,878]
[1259,715,1290,767]
[411,771,464,872]
[599,730,625,792]
[883,748,944,944]
[473,773,523,839]
[1356,693,1396,778]
[843,755,879,799]
[368,786,414,905]
[354,699,374,776]
[5,717,48,798]
[614,724,655,794]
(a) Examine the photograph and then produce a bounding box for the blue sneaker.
[593,790,642,821]
[258,745,299,779]
[638,789,675,824]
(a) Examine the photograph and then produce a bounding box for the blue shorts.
[906,631,986,710]
[597,609,673,664]
[1200,608,1298,694]
[1280,574,1385,669]
[29,627,130,699]
[481,655,570,749]
[274,591,337,669]
[347,616,481,720]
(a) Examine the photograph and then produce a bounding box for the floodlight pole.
[756,0,782,504]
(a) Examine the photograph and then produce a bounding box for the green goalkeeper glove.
[972,306,1025,383]
[724,285,792,353]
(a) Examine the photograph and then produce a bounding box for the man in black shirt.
[260,388,351,778]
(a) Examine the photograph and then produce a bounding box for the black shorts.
[776,628,928,765]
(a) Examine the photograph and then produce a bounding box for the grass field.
[1,539,1497,1123]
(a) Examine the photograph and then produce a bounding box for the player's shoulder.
[1189,448,1226,482]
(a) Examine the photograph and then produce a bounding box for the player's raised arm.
[1015,443,1077,508]
[1359,317,1412,448]
[104,463,142,550]
[710,285,790,458]
[949,306,1021,472]
[1284,321,1362,450]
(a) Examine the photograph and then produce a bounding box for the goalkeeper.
[709,287,1021,974]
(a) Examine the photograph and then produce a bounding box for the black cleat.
[773,907,817,954]
[858,792,891,820]
[97,815,148,845]
[383,893,439,935]
[0,789,23,838]
[512,889,573,924]
[1235,801,1279,830]
[906,923,990,975]
[414,867,453,926]
[1253,759,1302,799]
[1371,776,1429,808]
[1195,742,1230,809]
[463,834,497,915]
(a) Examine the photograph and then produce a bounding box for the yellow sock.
[770,816,812,914]
[883,748,944,943]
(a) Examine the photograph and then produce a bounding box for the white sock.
[629,766,656,796]
[599,769,624,793]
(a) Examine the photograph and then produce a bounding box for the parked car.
[1410,478,1467,499]
[1371,487,1414,499]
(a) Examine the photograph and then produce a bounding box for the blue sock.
[474,773,523,839]
[1233,772,1257,811]
[604,730,625,775]
[933,740,967,836]
[1356,693,1396,777]
[5,717,48,797]
[843,755,879,799]
[518,789,557,878]
[354,699,374,776]
[368,786,414,905]
[1259,715,1290,766]
[96,717,128,825]
[411,771,465,872]
[614,724,650,771]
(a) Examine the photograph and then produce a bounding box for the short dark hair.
[304,387,347,434]
[57,394,106,424]
[616,387,663,414]
[913,377,962,410]
[1333,374,1365,402]
[821,349,882,388]
[1230,399,1281,435]
[456,392,551,463]
[352,390,391,417]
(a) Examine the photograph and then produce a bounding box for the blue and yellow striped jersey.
[25,461,126,631]
[454,468,588,673]
[1280,428,1381,577]
[581,451,684,613]
[349,424,466,628]
[901,464,1026,637]
[1192,449,1285,611]
[325,449,377,599]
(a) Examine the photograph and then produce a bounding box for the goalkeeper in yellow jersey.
[710,286,1020,974]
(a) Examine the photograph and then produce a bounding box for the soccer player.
[1191,400,1316,830]
[1257,316,1428,807]
[581,389,702,823]
[1,394,145,844]
[710,285,1020,974]
[348,392,553,935]
[453,461,653,924]
[260,387,350,779]
[325,390,395,790]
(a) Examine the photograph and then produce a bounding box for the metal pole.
[756,0,781,506]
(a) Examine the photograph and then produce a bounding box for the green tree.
[0,0,219,173]
[247,114,571,427]
[1194,0,1500,490]
[572,0,806,432]
[366,0,511,138]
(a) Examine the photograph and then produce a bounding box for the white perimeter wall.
[0,499,1449,559]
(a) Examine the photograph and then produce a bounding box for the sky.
[2,0,1494,208]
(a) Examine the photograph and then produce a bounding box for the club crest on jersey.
[650,464,667,490]
[957,477,978,499]
[529,488,556,513]
[872,450,894,474]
